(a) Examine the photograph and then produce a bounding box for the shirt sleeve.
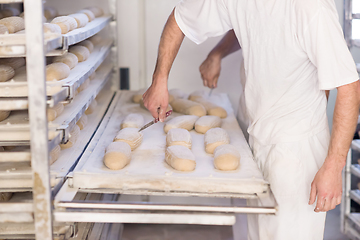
[174,0,232,45]
[299,5,359,90]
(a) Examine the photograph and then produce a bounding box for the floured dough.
[213,144,240,171]
[77,114,88,130]
[85,99,97,115]
[170,99,206,117]
[53,53,78,69]
[192,97,227,118]
[60,125,80,149]
[132,89,146,103]
[188,91,206,101]
[46,62,70,81]
[165,145,196,171]
[78,78,90,92]
[121,113,144,129]
[104,141,132,170]
[114,128,143,151]
[195,116,222,134]
[0,110,10,122]
[49,145,61,164]
[166,128,192,149]
[164,115,199,134]
[204,127,230,154]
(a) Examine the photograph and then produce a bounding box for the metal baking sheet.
[73,91,268,197]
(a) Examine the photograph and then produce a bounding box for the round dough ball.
[213,144,240,171]
[103,142,132,170]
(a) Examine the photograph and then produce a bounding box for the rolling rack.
[0,1,277,240]
[0,0,118,239]
[342,0,360,239]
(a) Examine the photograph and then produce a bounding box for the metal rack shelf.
[0,33,62,58]
[350,189,360,206]
[50,62,112,142]
[351,164,360,178]
[62,16,112,48]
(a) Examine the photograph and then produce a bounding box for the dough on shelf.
[0,16,24,33]
[69,45,90,62]
[78,9,95,22]
[114,128,143,151]
[204,127,230,154]
[192,97,227,118]
[121,113,144,129]
[51,16,77,34]
[0,110,11,122]
[46,63,70,81]
[43,23,62,34]
[85,99,97,115]
[195,115,222,134]
[166,128,192,149]
[188,91,206,101]
[68,13,89,28]
[213,144,240,171]
[49,145,61,165]
[60,125,80,149]
[78,40,94,53]
[0,58,25,70]
[0,24,8,34]
[53,53,78,69]
[0,65,15,82]
[170,99,206,117]
[47,102,64,121]
[103,141,132,170]
[76,114,88,130]
[165,145,196,171]
[164,115,199,134]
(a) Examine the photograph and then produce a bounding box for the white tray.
[73,91,268,197]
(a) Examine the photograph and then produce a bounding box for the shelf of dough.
[0,83,114,190]
[0,40,112,111]
[71,91,269,198]
[0,32,62,58]
[60,16,112,50]
[347,213,360,238]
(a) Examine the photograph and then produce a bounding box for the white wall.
[117,0,358,130]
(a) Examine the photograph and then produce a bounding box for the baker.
[142,0,360,239]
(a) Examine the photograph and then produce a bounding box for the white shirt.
[175,0,359,145]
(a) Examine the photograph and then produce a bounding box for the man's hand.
[199,54,221,89]
[309,159,343,212]
[142,80,169,122]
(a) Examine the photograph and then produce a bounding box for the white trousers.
[247,128,330,240]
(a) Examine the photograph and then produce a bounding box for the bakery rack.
[342,0,360,238]
[0,0,118,239]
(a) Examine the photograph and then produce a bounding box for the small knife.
[138,110,173,132]
[209,87,214,96]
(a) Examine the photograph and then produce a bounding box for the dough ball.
[165,145,196,171]
[204,127,230,154]
[195,116,222,134]
[166,128,192,149]
[170,99,206,117]
[213,144,240,171]
[114,128,143,151]
[53,53,78,69]
[164,115,199,134]
[85,99,97,115]
[121,113,144,129]
[103,141,131,170]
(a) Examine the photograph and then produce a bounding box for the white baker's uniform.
[174,0,359,239]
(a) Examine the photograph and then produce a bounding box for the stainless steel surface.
[24,0,53,239]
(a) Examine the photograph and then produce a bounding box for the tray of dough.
[0,40,112,98]
[72,91,269,198]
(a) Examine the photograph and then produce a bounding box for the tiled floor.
[121,205,349,240]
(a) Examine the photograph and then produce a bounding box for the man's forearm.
[208,30,240,59]
[327,81,360,167]
[153,9,185,83]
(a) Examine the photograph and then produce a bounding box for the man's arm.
[199,30,240,89]
[309,80,360,212]
[142,9,184,121]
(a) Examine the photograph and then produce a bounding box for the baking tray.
[72,91,268,197]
